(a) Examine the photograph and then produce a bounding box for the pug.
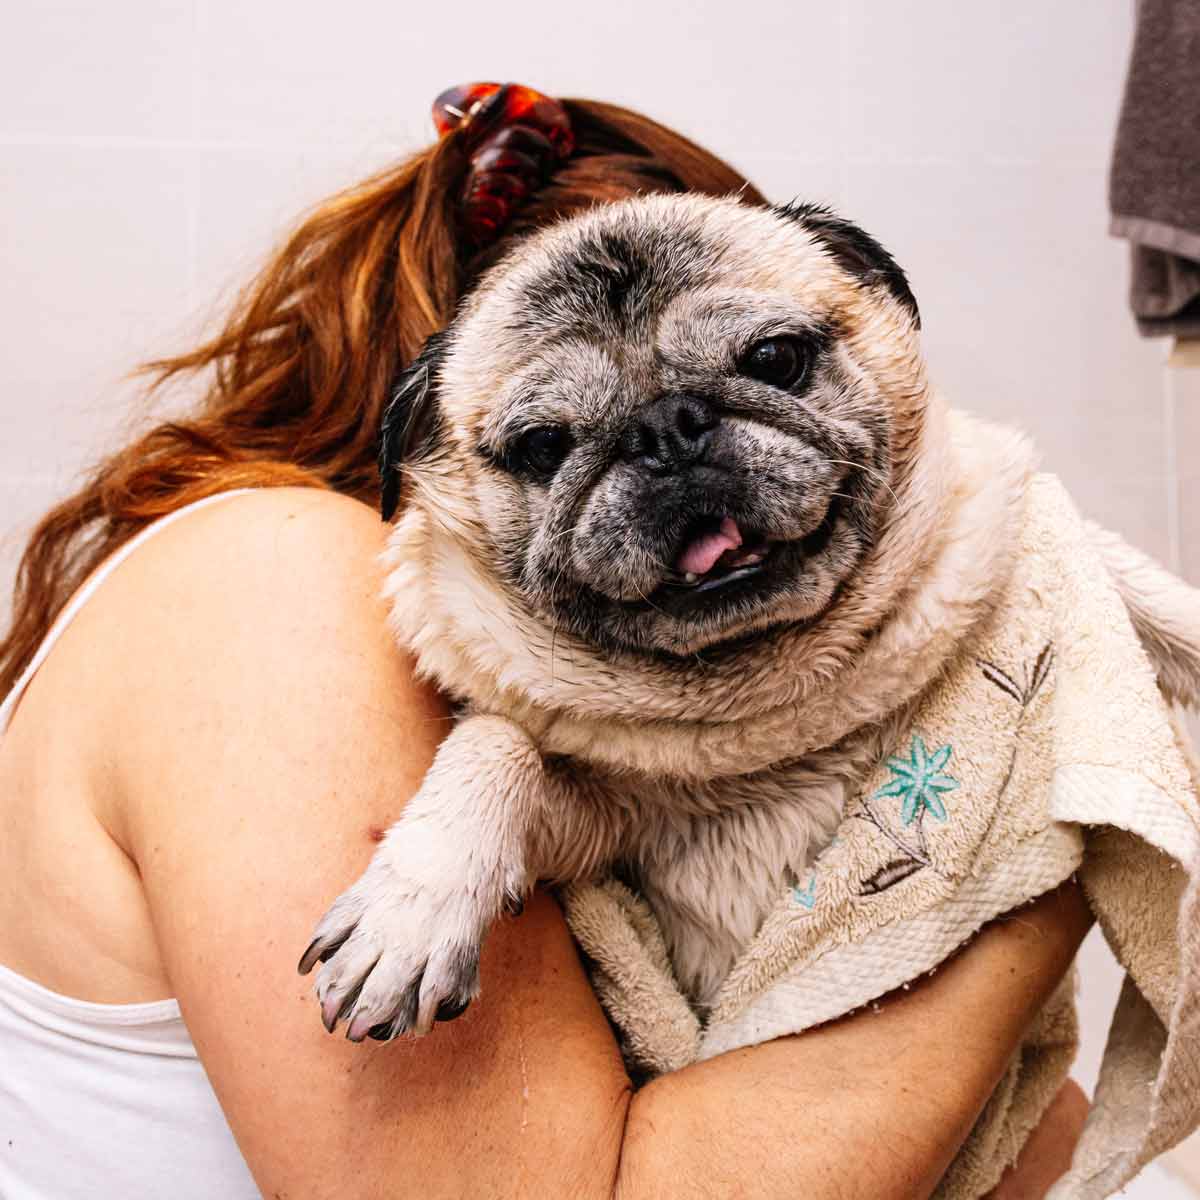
[298,193,1200,1043]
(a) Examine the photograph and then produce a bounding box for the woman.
[0,88,1090,1198]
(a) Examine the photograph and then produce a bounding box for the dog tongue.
[676,516,743,576]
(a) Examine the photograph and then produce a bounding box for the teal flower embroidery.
[874,735,959,825]
[792,873,817,910]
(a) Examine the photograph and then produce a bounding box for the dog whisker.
[825,459,900,509]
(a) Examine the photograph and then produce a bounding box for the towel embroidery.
[852,735,959,895]
[875,735,959,825]
[977,642,1055,823]
[978,641,1055,710]
[791,873,817,909]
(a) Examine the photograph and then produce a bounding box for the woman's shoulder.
[28,489,628,1195]
[43,484,444,842]
[83,486,399,685]
[125,485,391,604]
[0,485,443,1004]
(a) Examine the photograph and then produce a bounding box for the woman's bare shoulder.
[101,485,397,644]
[63,486,397,658]
[75,488,395,685]
[65,486,441,838]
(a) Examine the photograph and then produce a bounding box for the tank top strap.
[0,489,255,734]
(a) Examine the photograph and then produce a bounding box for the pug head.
[383,193,927,658]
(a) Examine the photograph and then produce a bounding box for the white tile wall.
[1,1,1196,1188]
[0,1,197,141]
[841,1,1132,167]
[1,145,193,468]
[1177,355,1200,581]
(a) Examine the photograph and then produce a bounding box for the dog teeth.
[676,549,769,588]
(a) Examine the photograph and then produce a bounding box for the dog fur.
[299,193,1200,1040]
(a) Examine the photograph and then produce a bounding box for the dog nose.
[621,394,718,473]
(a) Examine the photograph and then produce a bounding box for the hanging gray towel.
[1109,0,1200,338]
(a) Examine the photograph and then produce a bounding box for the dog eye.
[514,425,571,476]
[740,337,811,389]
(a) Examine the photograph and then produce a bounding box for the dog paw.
[297,856,489,1042]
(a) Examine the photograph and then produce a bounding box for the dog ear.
[379,330,451,521]
[775,202,920,328]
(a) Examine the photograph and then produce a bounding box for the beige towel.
[564,473,1200,1199]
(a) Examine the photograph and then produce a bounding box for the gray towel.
[1109,0,1200,338]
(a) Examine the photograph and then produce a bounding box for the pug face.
[383,194,923,658]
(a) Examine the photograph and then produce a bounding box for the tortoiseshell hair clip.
[432,82,575,246]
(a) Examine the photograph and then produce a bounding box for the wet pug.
[298,193,1200,1042]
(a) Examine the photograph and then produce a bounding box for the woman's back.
[0,488,361,1197]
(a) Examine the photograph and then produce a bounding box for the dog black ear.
[775,202,920,328]
[379,330,452,521]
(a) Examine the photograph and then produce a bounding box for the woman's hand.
[985,1080,1090,1200]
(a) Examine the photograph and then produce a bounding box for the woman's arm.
[617,882,1091,1200]
[92,488,1089,1199]
[98,489,630,1199]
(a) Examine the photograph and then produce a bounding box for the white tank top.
[0,490,261,1199]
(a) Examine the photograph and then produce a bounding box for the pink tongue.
[676,516,743,576]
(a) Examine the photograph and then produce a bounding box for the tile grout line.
[0,472,65,488]
[0,132,414,152]
[185,0,200,309]
[1163,342,1182,575]
[837,5,849,201]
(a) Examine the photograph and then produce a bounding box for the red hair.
[0,99,764,694]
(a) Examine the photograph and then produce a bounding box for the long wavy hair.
[0,99,764,695]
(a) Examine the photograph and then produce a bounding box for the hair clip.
[432,82,575,246]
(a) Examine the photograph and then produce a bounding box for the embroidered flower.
[873,735,959,825]
[792,873,817,909]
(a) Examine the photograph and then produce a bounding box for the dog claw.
[299,926,354,976]
[346,1013,375,1043]
[436,997,471,1023]
[298,938,323,976]
[321,998,339,1034]
[322,988,357,1034]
